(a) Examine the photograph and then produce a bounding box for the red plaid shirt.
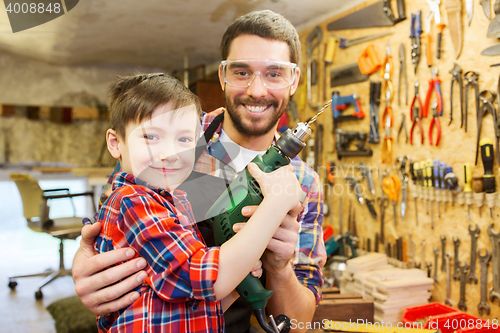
[95,172,223,333]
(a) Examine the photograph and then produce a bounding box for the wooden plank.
[322,293,362,300]
[321,286,340,294]
[312,299,374,323]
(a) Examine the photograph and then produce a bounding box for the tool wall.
[293,0,500,320]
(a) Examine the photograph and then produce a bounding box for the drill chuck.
[275,122,311,159]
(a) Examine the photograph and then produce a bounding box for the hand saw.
[327,0,406,31]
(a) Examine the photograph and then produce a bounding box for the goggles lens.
[221,59,297,89]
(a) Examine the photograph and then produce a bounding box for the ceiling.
[0,0,364,73]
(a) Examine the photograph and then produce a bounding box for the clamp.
[410,11,422,74]
[369,81,382,143]
[449,63,463,126]
[464,71,479,133]
[476,90,500,165]
[429,103,442,146]
[410,82,424,145]
[424,67,443,118]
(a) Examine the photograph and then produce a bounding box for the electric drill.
[205,101,330,333]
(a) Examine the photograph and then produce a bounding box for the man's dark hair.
[108,73,202,139]
[220,10,301,65]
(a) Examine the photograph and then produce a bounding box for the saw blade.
[327,1,394,30]
[481,43,500,55]
[480,0,491,19]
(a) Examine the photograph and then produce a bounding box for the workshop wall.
[295,0,500,320]
[0,51,163,166]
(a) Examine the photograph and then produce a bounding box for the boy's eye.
[143,134,159,141]
[178,137,193,143]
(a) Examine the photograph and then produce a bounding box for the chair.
[8,173,96,300]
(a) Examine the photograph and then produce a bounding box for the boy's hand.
[247,163,301,212]
[250,260,263,278]
[236,202,301,274]
[73,222,148,315]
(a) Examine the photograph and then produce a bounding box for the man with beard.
[73,10,325,333]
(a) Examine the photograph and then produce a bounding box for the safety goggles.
[220,59,297,90]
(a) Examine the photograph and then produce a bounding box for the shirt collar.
[112,172,188,202]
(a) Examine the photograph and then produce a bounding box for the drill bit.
[306,99,332,126]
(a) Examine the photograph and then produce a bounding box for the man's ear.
[218,65,225,92]
[106,129,122,159]
[289,67,300,96]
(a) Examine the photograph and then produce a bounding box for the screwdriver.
[421,162,429,214]
[444,164,453,209]
[433,159,442,218]
[426,159,434,229]
[464,163,472,220]
[481,138,497,217]
[439,162,446,214]
[472,177,484,217]
[410,162,419,226]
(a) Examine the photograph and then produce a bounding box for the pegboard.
[293,0,500,321]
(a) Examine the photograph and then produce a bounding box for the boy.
[95,73,302,332]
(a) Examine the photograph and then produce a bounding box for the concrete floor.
[1,179,86,333]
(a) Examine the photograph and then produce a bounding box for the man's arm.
[73,222,147,315]
[238,166,326,333]
[239,205,317,332]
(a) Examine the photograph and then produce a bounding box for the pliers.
[410,82,424,145]
[398,113,408,144]
[429,103,441,146]
[464,71,479,133]
[449,63,463,126]
[476,90,500,165]
[424,67,443,118]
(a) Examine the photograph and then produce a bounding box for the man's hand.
[73,222,147,315]
[235,203,301,273]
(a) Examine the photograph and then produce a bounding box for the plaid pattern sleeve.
[94,172,223,333]
[290,157,327,305]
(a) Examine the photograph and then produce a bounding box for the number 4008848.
[442,319,499,330]
[5,3,61,14]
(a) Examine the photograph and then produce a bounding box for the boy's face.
[107,103,198,191]
[218,34,300,137]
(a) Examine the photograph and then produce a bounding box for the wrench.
[478,248,491,315]
[421,241,426,271]
[445,253,453,306]
[433,246,439,283]
[467,224,480,284]
[458,261,470,311]
[427,261,433,279]
[441,235,446,272]
[453,236,460,280]
[487,224,500,304]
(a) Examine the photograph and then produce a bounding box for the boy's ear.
[106,129,122,159]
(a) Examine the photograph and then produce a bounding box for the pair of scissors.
[383,175,401,227]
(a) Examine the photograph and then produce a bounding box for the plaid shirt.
[95,172,223,333]
[197,108,326,305]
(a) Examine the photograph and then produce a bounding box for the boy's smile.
[107,103,199,191]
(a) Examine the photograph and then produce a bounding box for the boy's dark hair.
[220,10,301,65]
[108,73,202,139]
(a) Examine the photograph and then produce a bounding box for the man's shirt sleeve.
[118,194,220,302]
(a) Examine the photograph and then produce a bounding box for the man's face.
[219,34,300,137]
[115,104,198,191]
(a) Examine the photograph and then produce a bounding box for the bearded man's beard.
[224,94,289,137]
